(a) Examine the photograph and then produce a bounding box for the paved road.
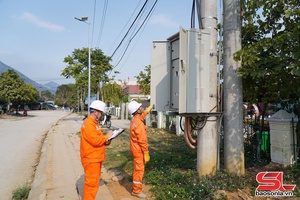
[0,111,131,200]
[27,113,131,200]
[0,110,70,199]
[28,112,84,200]
[110,118,130,130]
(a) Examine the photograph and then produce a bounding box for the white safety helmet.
[128,101,142,115]
[90,100,105,112]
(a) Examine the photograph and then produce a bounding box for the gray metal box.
[179,27,211,114]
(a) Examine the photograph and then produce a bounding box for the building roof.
[123,85,140,95]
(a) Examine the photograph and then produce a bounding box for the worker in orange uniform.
[128,101,153,199]
[80,100,113,200]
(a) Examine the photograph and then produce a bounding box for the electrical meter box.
[179,27,211,114]
[151,27,211,114]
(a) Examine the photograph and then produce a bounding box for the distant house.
[122,80,150,108]
[123,84,140,95]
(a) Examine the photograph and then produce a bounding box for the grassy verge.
[104,127,300,199]
[12,184,30,200]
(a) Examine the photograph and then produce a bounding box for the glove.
[144,151,150,164]
[146,105,154,113]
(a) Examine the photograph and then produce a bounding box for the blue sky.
[0,0,196,85]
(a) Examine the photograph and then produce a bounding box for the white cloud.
[149,14,179,28]
[20,12,65,32]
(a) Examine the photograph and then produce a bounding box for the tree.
[0,70,37,113]
[235,0,300,104]
[102,82,123,107]
[55,84,77,108]
[233,0,300,157]
[40,90,55,102]
[135,65,151,95]
[61,48,113,102]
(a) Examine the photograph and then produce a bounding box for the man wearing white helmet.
[128,100,153,199]
[80,100,113,200]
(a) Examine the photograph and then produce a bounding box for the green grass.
[104,127,300,199]
[12,184,30,200]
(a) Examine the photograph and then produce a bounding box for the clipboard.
[108,128,125,141]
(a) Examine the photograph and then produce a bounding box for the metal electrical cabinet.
[179,27,211,114]
[151,27,211,114]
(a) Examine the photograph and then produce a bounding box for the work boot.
[131,191,146,199]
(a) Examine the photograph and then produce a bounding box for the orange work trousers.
[132,152,145,194]
[82,162,102,200]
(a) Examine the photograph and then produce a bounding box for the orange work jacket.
[130,111,149,154]
[80,115,109,163]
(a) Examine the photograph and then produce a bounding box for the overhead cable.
[95,0,109,47]
[191,0,195,28]
[191,0,203,29]
[196,0,203,29]
[104,1,143,53]
[91,0,97,47]
[112,0,158,69]
[109,0,150,59]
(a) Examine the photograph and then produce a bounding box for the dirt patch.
[104,170,155,200]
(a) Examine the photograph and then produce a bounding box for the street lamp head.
[81,16,88,21]
[74,16,88,22]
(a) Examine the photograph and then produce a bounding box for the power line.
[112,0,158,69]
[91,0,97,47]
[109,0,150,59]
[104,1,143,54]
[116,21,148,74]
[87,0,159,77]
[95,0,109,47]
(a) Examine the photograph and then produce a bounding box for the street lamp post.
[75,16,91,115]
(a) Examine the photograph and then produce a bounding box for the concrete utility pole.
[223,0,245,175]
[196,0,218,176]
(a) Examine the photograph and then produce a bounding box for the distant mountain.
[0,61,59,94]
[43,81,59,94]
